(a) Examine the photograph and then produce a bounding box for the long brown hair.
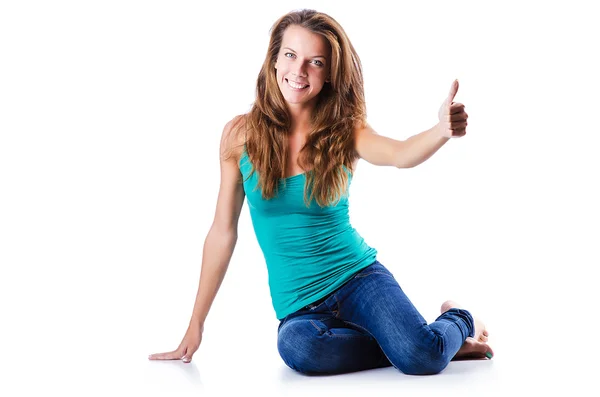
[231,9,367,207]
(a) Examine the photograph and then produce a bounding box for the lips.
[285,78,309,89]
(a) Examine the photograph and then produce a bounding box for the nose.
[291,62,308,78]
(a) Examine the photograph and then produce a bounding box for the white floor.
[5,329,592,397]
[4,261,595,397]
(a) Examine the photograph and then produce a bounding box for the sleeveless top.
[239,147,378,319]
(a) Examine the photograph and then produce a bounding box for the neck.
[288,101,315,134]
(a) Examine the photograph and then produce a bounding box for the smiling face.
[274,25,331,110]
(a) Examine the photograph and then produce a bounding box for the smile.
[285,78,309,90]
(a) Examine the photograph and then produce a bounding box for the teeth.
[287,79,308,89]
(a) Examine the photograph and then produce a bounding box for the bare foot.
[452,337,494,361]
[441,300,489,343]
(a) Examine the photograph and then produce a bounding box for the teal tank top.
[239,148,378,319]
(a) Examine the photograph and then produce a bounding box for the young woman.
[148,9,493,375]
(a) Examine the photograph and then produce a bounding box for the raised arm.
[354,80,468,169]
[354,122,448,169]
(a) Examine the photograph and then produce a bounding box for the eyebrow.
[282,47,326,59]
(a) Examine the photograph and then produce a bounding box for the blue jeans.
[277,260,475,375]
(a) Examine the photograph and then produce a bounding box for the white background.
[1,0,599,396]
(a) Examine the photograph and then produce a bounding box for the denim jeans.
[277,260,475,375]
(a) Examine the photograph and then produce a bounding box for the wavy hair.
[231,9,367,207]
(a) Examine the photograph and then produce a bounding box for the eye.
[312,60,324,67]
[284,52,295,58]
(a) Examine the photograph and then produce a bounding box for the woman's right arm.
[187,116,246,330]
[148,116,246,363]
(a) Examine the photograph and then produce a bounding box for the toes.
[478,330,489,342]
[453,338,493,361]
[476,329,489,342]
[475,339,494,358]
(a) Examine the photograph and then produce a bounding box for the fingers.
[449,102,465,115]
[451,121,468,129]
[441,100,466,119]
[182,348,192,363]
[148,348,196,363]
[148,349,183,361]
[442,112,468,122]
[438,80,469,138]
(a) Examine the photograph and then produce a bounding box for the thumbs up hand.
[437,79,468,138]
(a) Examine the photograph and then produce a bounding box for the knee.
[388,344,449,375]
[277,322,321,374]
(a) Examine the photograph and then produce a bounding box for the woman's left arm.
[355,80,468,169]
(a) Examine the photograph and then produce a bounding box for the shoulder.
[220,114,248,163]
[349,120,373,171]
[222,114,247,143]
